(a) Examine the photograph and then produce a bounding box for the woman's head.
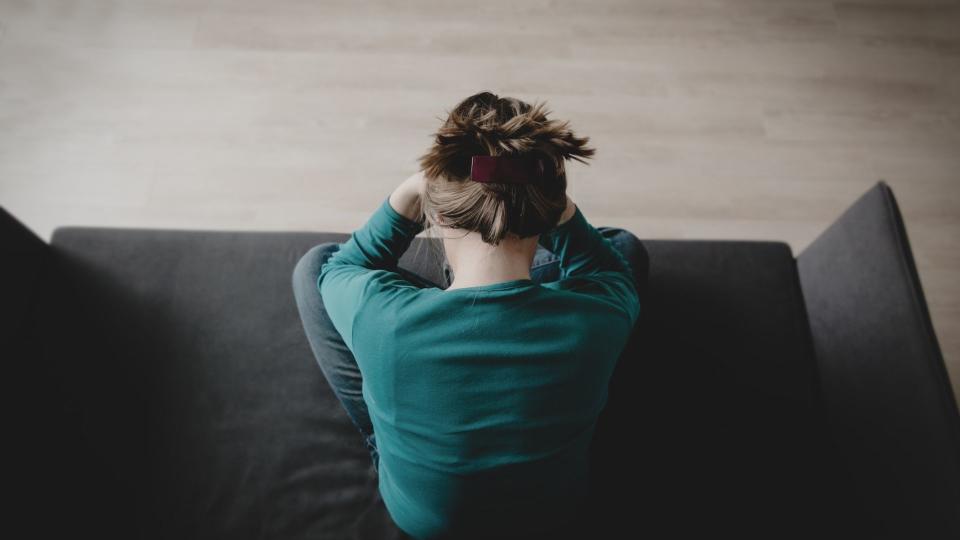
[417,92,596,246]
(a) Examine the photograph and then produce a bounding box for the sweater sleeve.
[317,195,425,352]
[538,204,641,325]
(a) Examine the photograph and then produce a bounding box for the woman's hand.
[389,170,427,223]
[557,194,577,226]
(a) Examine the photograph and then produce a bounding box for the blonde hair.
[414,92,596,276]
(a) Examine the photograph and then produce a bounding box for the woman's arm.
[537,196,640,324]
[316,174,427,351]
[539,195,631,278]
[388,171,426,224]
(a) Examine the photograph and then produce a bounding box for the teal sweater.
[317,195,640,539]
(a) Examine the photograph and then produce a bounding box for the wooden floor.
[1,1,958,403]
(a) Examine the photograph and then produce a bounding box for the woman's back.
[364,282,633,538]
[318,195,640,538]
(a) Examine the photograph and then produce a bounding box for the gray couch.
[4,180,958,539]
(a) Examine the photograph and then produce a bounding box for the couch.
[4,180,959,539]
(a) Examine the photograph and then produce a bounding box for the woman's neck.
[441,228,539,290]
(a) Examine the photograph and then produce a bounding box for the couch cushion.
[46,227,410,540]
[588,240,849,537]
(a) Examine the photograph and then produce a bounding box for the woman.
[292,92,648,540]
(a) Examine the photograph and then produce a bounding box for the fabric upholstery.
[43,227,407,539]
[797,180,960,537]
[2,207,89,539]
[591,239,851,537]
[28,220,848,538]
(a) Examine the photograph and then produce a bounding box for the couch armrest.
[796,181,960,536]
[2,208,134,537]
[0,207,67,534]
[1,206,51,353]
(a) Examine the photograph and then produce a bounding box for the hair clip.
[469,155,550,184]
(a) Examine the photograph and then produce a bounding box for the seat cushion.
[45,227,410,540]
[588,240,847,537]
[42,228,840,539]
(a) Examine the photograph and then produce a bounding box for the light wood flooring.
[1,1,958,403]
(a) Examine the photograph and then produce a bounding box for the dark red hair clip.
[470,155,551,184]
